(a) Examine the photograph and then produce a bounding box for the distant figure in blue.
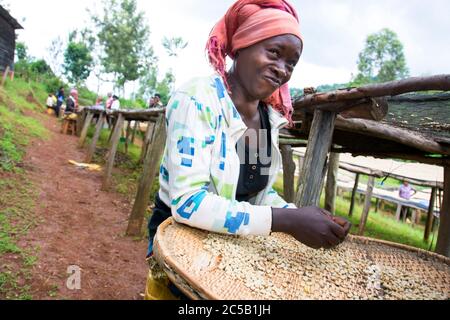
[55,87,65,118]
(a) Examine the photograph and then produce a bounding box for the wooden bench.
[61,118,77,135]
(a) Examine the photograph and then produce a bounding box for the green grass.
[0,78,48,171]
[0,76,50,299]
[0,173,40,299]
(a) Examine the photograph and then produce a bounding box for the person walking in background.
[398,180,417,221]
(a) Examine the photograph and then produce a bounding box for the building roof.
[0,5,23,30]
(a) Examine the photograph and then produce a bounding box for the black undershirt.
[235,102,272,202]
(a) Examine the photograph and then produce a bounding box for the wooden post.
[102,114,125,190]
[280,145,296,203]
[130,121,138,144]
[78,112,94,148]
[411,209,417,227]
[127,114,166,236]
[124,121,132,154]
[107,116,117,143]
[424,187,437,242]
[375,198,380,213]
[294,110,336,207]
[296,155,304,192]
[349,173,360,217]
[139,121,155,164]
[435,166,450,257]
[358,176,375,236]
[76,109,86,137]
[85,114,105,163]
[325,152,340,213]
[395,204,402,221]
[1,66,10,87]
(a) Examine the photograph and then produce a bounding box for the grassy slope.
[0,77,48,299]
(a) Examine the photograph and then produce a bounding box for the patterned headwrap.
[206,0,303,125]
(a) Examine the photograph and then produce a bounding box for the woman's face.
[232,34,303,100]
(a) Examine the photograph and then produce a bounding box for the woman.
[145,0,351,300]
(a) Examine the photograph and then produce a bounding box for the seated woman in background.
[145,0,351,300]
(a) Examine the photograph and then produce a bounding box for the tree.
[155,70,175,105]
[162,36,188,57]
[15,42,28,61]
[353,28,409,85]
[30,59,53,75]
[137,67,174,106]
[91,0,156,95]
[47,36,65,77]
[63,31,94,86]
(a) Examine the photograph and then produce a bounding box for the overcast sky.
[4,0,450,95]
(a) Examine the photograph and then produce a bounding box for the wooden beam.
[335,117,450,156]
[294,74,450,109]
[85,114,105,163]
[297,155,304,192]
[124,121,132,154]
[395,204,402,221]
[349,173,360,217]
[140,121,155,164]
[127,114,166,236]
[76,109,86,137]
[294,97,389,122]
[107,116,117,143]
[436,166,450,257]
[131,121,138,144]
[280,145,296,203]
[102,113,125,190]
[325,152,340,213]
[295,110,336,207]
[78,112,94,148]
[424,187,437,242]
[339,162,384,178]
[1,65,10,87]
[348,151,450,169]
[358,176,375,235]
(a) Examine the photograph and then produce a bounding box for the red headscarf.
[206,0,303,125]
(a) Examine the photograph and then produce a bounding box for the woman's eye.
[268,49,280,57]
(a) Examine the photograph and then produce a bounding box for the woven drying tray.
[153,218,450,300]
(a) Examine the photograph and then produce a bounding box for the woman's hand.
[271,207,351,250]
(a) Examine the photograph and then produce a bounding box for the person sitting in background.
[148,93,163,108]
[65,89,78,114]
[111,95,121,110]
[46,93,55,114]
[94,96,104,108]
[105,92,113,110]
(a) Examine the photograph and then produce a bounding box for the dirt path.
[18,114,148,300]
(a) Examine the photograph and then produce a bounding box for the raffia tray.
[153,218,450,300]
